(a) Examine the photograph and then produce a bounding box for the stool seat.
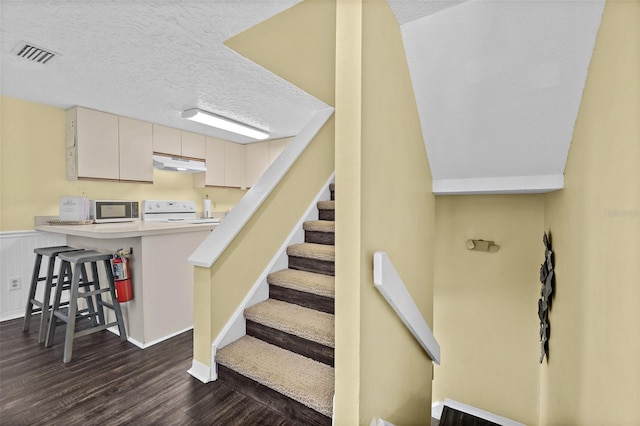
[58,250,113,264]
[23,246,85,343]
[45,249,127,362]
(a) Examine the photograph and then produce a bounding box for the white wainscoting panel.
[0,231,66,321]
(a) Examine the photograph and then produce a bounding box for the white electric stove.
[142,200,220,224]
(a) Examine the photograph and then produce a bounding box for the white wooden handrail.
[189,108,334,268]
[373,251,440,364]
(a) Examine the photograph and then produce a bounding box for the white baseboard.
[433,399,525,426]
[107,325,193,349]
[188,359,211,383]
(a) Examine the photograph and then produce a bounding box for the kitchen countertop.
[35,220,217,239]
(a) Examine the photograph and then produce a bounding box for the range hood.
[152,155,207,173]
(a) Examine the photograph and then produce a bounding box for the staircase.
[216,183,336,425]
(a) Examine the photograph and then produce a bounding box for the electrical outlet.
[8,276,21,291]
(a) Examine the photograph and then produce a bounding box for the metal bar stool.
[45,250,127,363]
[23,245,85,343]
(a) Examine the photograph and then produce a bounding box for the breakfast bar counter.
[36,220,216,239]
[36,221,216,348]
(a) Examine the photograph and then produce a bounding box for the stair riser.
[246,320,334,367]
[304,230,335,245]
[318,210,334,221]
[269,285,334,314]
[289,256,334,276]
[217,365,331,426]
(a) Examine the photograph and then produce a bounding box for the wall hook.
[466,239,500,253]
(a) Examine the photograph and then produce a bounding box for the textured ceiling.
[392,0,605,193]
[0,0,326,143]
[1,0,606,193]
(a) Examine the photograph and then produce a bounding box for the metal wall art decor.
[538,232,555,363]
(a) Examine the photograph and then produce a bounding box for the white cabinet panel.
[224,141,245,188]
[152,124,181,156]
[244,141,270,188]
[181,131,206,159]
[269,138,291,165]
[74,107,119,180]
[119,117,153,182]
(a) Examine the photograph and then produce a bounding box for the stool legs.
[103,258,127,342]
[23,253,44,335]
[46,251,127,363]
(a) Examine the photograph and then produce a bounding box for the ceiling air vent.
[11,41,59,64]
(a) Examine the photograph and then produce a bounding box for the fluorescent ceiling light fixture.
[182,108,269,140]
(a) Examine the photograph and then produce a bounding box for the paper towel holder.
[466,239,500,253]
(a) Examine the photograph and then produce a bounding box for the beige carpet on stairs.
[217,336,335,417]
[287,243,335,262]
[303,220,335,233]
[317,200,335,210]
[268,269,335,298]
[245,299,334,348]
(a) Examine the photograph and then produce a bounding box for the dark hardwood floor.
[0,315,298,426]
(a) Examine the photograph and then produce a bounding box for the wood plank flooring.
[0,315,297,426]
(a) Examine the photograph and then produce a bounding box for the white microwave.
[90,200,139,223]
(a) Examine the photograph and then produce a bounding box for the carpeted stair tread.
[303,220,335,233]
[268,269,334,298]
[317,200,335,211]
[287,243,335,262]
[245,299,334,348]
[216,336,334,417]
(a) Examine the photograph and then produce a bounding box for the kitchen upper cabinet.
[153,125,205,160]
[67,107,119,180]
[243,138,292,188]
[67,107,153,182]
[244,141,270,188]
[181,131,206,159]
[194,136,225,187]
[224,141,246,188]
[119,117,153,182]
[152,124,181,156]
[269,138,291,165]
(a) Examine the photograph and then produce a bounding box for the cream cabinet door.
[204,137,225,186]
[224,141,246,188]
[181,131,206,159]
[119,117,153,182]
[76,107,119,180]
[269,138,291,165]
[152,124,181,156]
[245,141,270,188]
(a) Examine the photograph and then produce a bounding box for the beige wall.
[431,0,639,424]
[336,1,436,423]
[225,0,336,107]
[432,195,543,425]
[0,95,245,231]
[540,0,640,423]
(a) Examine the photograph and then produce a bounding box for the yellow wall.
[225,0,336,107]
[0,95,245,231]
[431,1,639,424]
[432,195,543,425]
[540,0,640,423]
[192,0,337,367]
[336,1,436,423]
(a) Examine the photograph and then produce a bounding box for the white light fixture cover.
[153,155,207,173]
[182,108,269,140]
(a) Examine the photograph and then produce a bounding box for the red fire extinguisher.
[112,249,133,303]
